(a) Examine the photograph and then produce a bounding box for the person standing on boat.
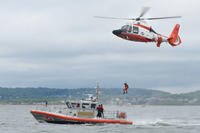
[96,105,102,118]
[100,104,104,118]
[123,82,129,94]
[45,100,48,107]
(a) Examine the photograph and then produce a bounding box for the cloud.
[0,0,199,92]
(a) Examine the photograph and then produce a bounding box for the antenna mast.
[96,82,100,101]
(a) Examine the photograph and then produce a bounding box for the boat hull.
[30,110,133,125]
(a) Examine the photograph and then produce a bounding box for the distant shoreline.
[2,102,200,106]
[1,103,200,106]
[1,87,200,105]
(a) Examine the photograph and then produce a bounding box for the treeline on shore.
[0,87,200,105]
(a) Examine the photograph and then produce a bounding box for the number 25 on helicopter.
[95,7,182,47]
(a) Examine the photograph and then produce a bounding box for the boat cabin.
[65,100,98,110]
[64,99,98,118]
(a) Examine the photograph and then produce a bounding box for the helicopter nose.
[112,30,122,36]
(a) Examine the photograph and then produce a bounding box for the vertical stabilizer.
[168,24,181,46]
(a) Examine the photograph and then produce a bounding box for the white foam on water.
[132,118,163,126]
[132,118,200,127]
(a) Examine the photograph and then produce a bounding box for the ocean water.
[0,105,200,133]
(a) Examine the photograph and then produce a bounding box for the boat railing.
[103,111,117,119]
[35,105,67,113]
[35,105,96,116]
[104,110,127,120]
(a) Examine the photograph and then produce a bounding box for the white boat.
[30,85,133,125]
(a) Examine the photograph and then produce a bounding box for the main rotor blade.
[139,7,150,18]
[94,15,181,21]
[143,16,182,20]
[94,16,133,20]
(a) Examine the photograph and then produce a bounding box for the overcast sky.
[0,0,199,93]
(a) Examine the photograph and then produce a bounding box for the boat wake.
[132,118,200,127]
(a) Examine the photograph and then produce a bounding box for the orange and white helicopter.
[95,7,182,47]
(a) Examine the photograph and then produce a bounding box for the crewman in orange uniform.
[123,82,129,94]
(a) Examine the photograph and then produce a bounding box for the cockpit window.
[121,25,128,31]
[132,26,139,34]
[121,25,132,33]
[121,25,137,34]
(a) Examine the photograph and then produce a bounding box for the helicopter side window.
[132,26,139,34]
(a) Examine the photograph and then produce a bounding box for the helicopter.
[94,7,182,47]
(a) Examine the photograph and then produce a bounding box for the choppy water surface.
[0,105,200,133]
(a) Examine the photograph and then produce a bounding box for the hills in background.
[0,87,200,105]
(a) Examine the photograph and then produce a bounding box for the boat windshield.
[65,101,97,110]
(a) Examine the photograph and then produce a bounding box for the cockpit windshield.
[121,25,132,32]
[121,25,138,34]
